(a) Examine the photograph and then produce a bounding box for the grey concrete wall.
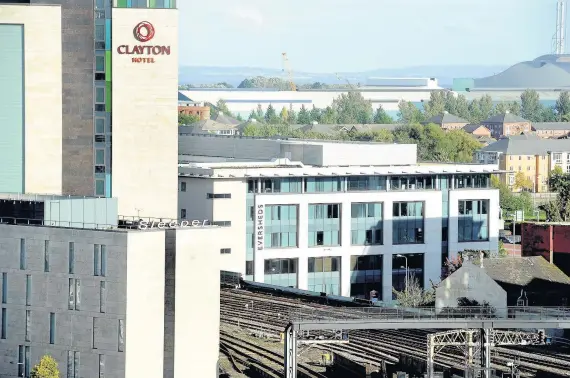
[163,231,176,378]
[0,225,127,378]
[32,0,94,196]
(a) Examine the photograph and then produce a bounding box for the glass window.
[101,246,107,277]
[95,55,105,72]
[181,209,186,219]
[308,204,341,247]
[25,275,31,306]
[347,176,386,191]
[44,240,50,272]
[351,202,383,245]
[95,87,105,104]
[95,149,105,165]
[458,200,490,242]
[49,313,55,344]
[132,0,147,7]
[69,242,75,274]
[95,24,105,42]
[263,259,298,287]
[180,182,186,192]
[95,180,105,196]
[1,308,6,339]
[304,177,342,193]
[264,205,298,248]
[20,238,26,270]
[100,281,106,313]
[1,273,6,304]
[392,202,424,244]
[95,118,105,134]
[94,245,100,276]
[307,257,341,295]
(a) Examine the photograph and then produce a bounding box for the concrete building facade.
[179,140,501,302]
[0,5,63,195]
[0,216,221,378]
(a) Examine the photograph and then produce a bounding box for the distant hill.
[178,65,508,88]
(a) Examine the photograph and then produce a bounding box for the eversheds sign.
[255,204,265,251]
[116,21,171,64]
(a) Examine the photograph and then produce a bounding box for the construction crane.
[281,53,297,91]
[335,73,358,90]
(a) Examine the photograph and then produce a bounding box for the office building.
[179,139,501,302]
[0,4,63,195]
[0,194,221,378]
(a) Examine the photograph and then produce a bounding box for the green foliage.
[297,105,311,124]
[521,89,543,122]
[332,92,373,124]
[30,355,59,378]
[491,174,534,215]
[423,91,447,118]
[264,104,279,124]
[373,105,394,124]
[514,171,533,191]
[498,241,508,258]
[543,170,570,221]
[392,275,434,307]
[178,113,200,126]
[216,99,232,117]
[556,91,570,121]
[398,101,424,123]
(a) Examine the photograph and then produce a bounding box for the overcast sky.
[178,0,557,72]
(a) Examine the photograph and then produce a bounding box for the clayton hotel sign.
[117,21,170,64]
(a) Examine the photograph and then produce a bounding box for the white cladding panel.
[112,9,178,219]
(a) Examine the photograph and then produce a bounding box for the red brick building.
[521,222,570,276]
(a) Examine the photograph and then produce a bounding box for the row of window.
[243,174,491,194]
[259,255,425,298]
[1,307,122,350]
[19,240,108,277]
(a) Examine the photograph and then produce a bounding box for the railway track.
[221,288,570,377]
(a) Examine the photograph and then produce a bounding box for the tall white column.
[297,256,308,290]
[382,253,393,302]
[341,255,351,297]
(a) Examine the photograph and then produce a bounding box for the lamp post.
[396,254,408,292]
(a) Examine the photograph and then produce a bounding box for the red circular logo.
[133,21,155,42]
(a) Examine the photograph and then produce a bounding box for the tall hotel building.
[0,0,178,219]
[179,138,502,302]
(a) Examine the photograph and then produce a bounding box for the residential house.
[531,122,570,138]
[463,124,492,138]
[422,111,469,130]
[475,133,558,192]
[481,112,532,139]
[181,119,239,136]
[178,92,210,120]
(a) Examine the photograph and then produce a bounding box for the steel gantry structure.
[283,306,570,378]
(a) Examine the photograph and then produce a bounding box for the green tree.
[297,105,311,124]
[320,106,337,124]
[423,91,447,118]
[264,104,279,124]
[520,89,543,122]
[508,101,521,115]
[30,355,59,378]
[468,95,493,123]
[556,91,570,120]
[256,104,264,122]
[498,241,508,257]
[540,106,557,122]
[454,94,471,120]
[216,99,232,117]
[178,113,200,126]
[493,102,510,115]
[371,129,394,142]
[236,113,244,122]
[392,275,434,307]
[332,92,373,124]
[397,101,424,123]
[309,105,322,123]
[280,107,289,123]
[287,106,297,124]
[514,171,533,191]
[373,105,394,123]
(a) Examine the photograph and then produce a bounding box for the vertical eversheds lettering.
[256,204,264,251]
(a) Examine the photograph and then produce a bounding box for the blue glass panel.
[105,20,111,51]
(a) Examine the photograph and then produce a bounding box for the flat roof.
[0,193,106,201]
[178,159,504,179]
